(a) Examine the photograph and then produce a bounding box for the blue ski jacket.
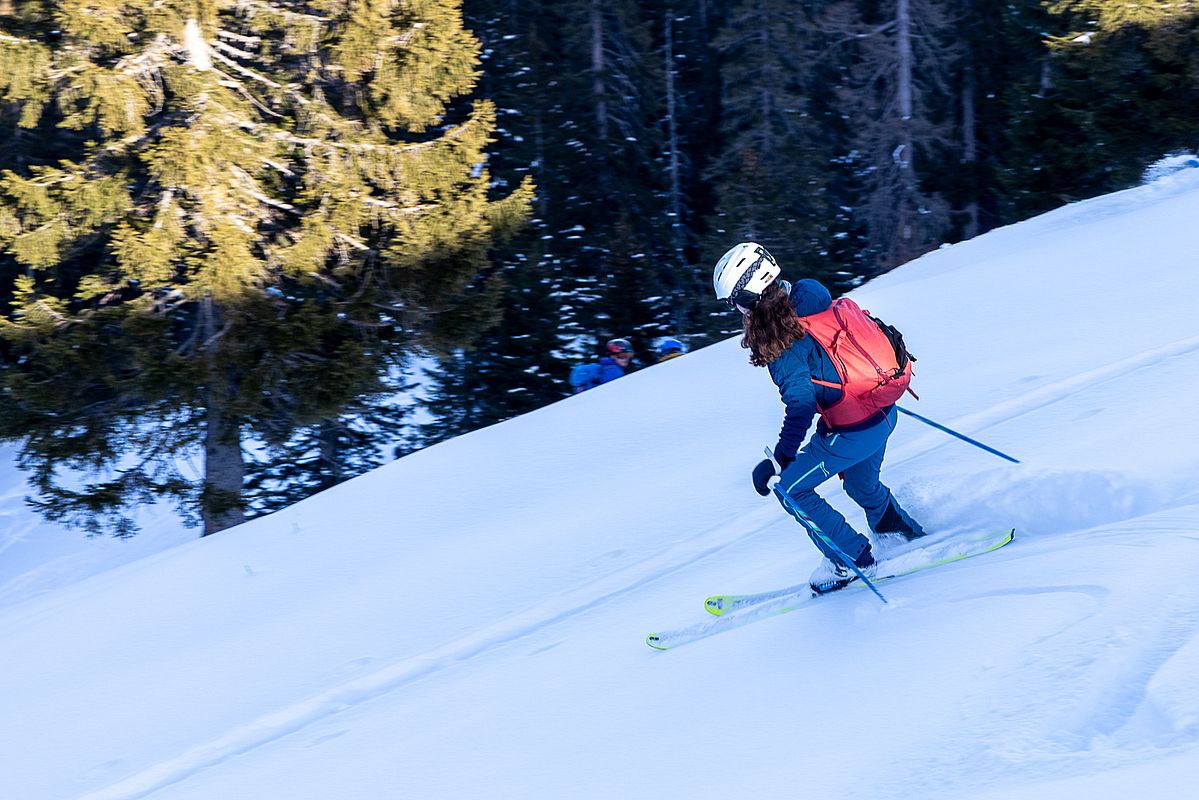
[767,279,890,461]
[597,357,626,385]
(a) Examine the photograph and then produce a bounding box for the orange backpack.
[800,297,917,428]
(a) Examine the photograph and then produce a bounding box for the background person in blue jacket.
[601,338,634,381]
[712,242,925,594]
[570,338,634,393]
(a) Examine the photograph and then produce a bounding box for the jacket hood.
[789,278,832,316]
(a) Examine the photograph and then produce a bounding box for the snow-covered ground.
[3,165,1199,800]
[0,447,191,609]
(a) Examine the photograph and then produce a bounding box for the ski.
[646,529,1014,651]
[705,529,1013,617]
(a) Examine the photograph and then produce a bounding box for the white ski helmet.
[712,242,781,309]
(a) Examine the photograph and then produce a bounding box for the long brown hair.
[741,282,806,367]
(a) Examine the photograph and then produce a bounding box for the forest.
[1,1,1196,535]
[429,0,1199,443]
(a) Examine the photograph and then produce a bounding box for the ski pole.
[772,484,889,604]
[764,448,888,604]
[896,405,1020,464]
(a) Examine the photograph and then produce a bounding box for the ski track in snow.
[78,335,1199,800]
[890,330,1199,469]
[891,533,1199,799]
[75,512,786,800]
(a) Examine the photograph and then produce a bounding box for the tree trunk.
[894,0,916,264]
[758,0,772,156]
[201,299,245,536]
[663,10,690,329]
[664,11,683,255]
[318,420,344,492]
[203,394,245,536]
[590,0,608,142]
[534,106,550,218]
[960,61,980,240]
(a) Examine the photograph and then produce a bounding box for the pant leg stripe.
[786,460,829,494]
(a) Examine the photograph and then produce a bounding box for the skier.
[570,338,634,393]
[713,241,925,593]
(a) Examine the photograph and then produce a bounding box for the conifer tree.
[933,0,1017,241]
[551,0,673,346]
[824,0,959,272]
[0,1,531,536]
[1050,0,1196,29]
[653,3,727,339]
[404,0,574,445]
[422,0,711,439]
[999,0,1199,218]
[705,0,845,320]
[1049,1,1199,177]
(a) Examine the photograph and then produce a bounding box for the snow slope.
[3,167,1199,800]
[0,449,191,609]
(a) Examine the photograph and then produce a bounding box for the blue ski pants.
[775,407,922,562]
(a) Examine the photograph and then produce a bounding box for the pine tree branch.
[812,20,899,66]
[202,317,233,349]
[336,232,371,252]
[0,31,34,45]
[205,33,343,120]
[211,39,257,62]
[33,298,70,327]
[46,63,89,82]
[208,47,283,90]
[225,215,257,236]
[216,75,284,118]
[390,23,426,50]
[231,165,298,214]
[100,121,168,155]
[153,189,175,227]
[216,29,263,47]
[208,109,480,157]
[236,0,331,24]
[263,158,296,177]
[113,33,172,74]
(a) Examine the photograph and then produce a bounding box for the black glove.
[775,450,795,471]
[752,459,777,496]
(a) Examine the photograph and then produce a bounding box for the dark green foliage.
[417,0,1199,453]
[5,0,1199,536]
[412,0,720,444]
[0,1,532,536]
[1001,1,1199,219]
[700,0,866,327]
